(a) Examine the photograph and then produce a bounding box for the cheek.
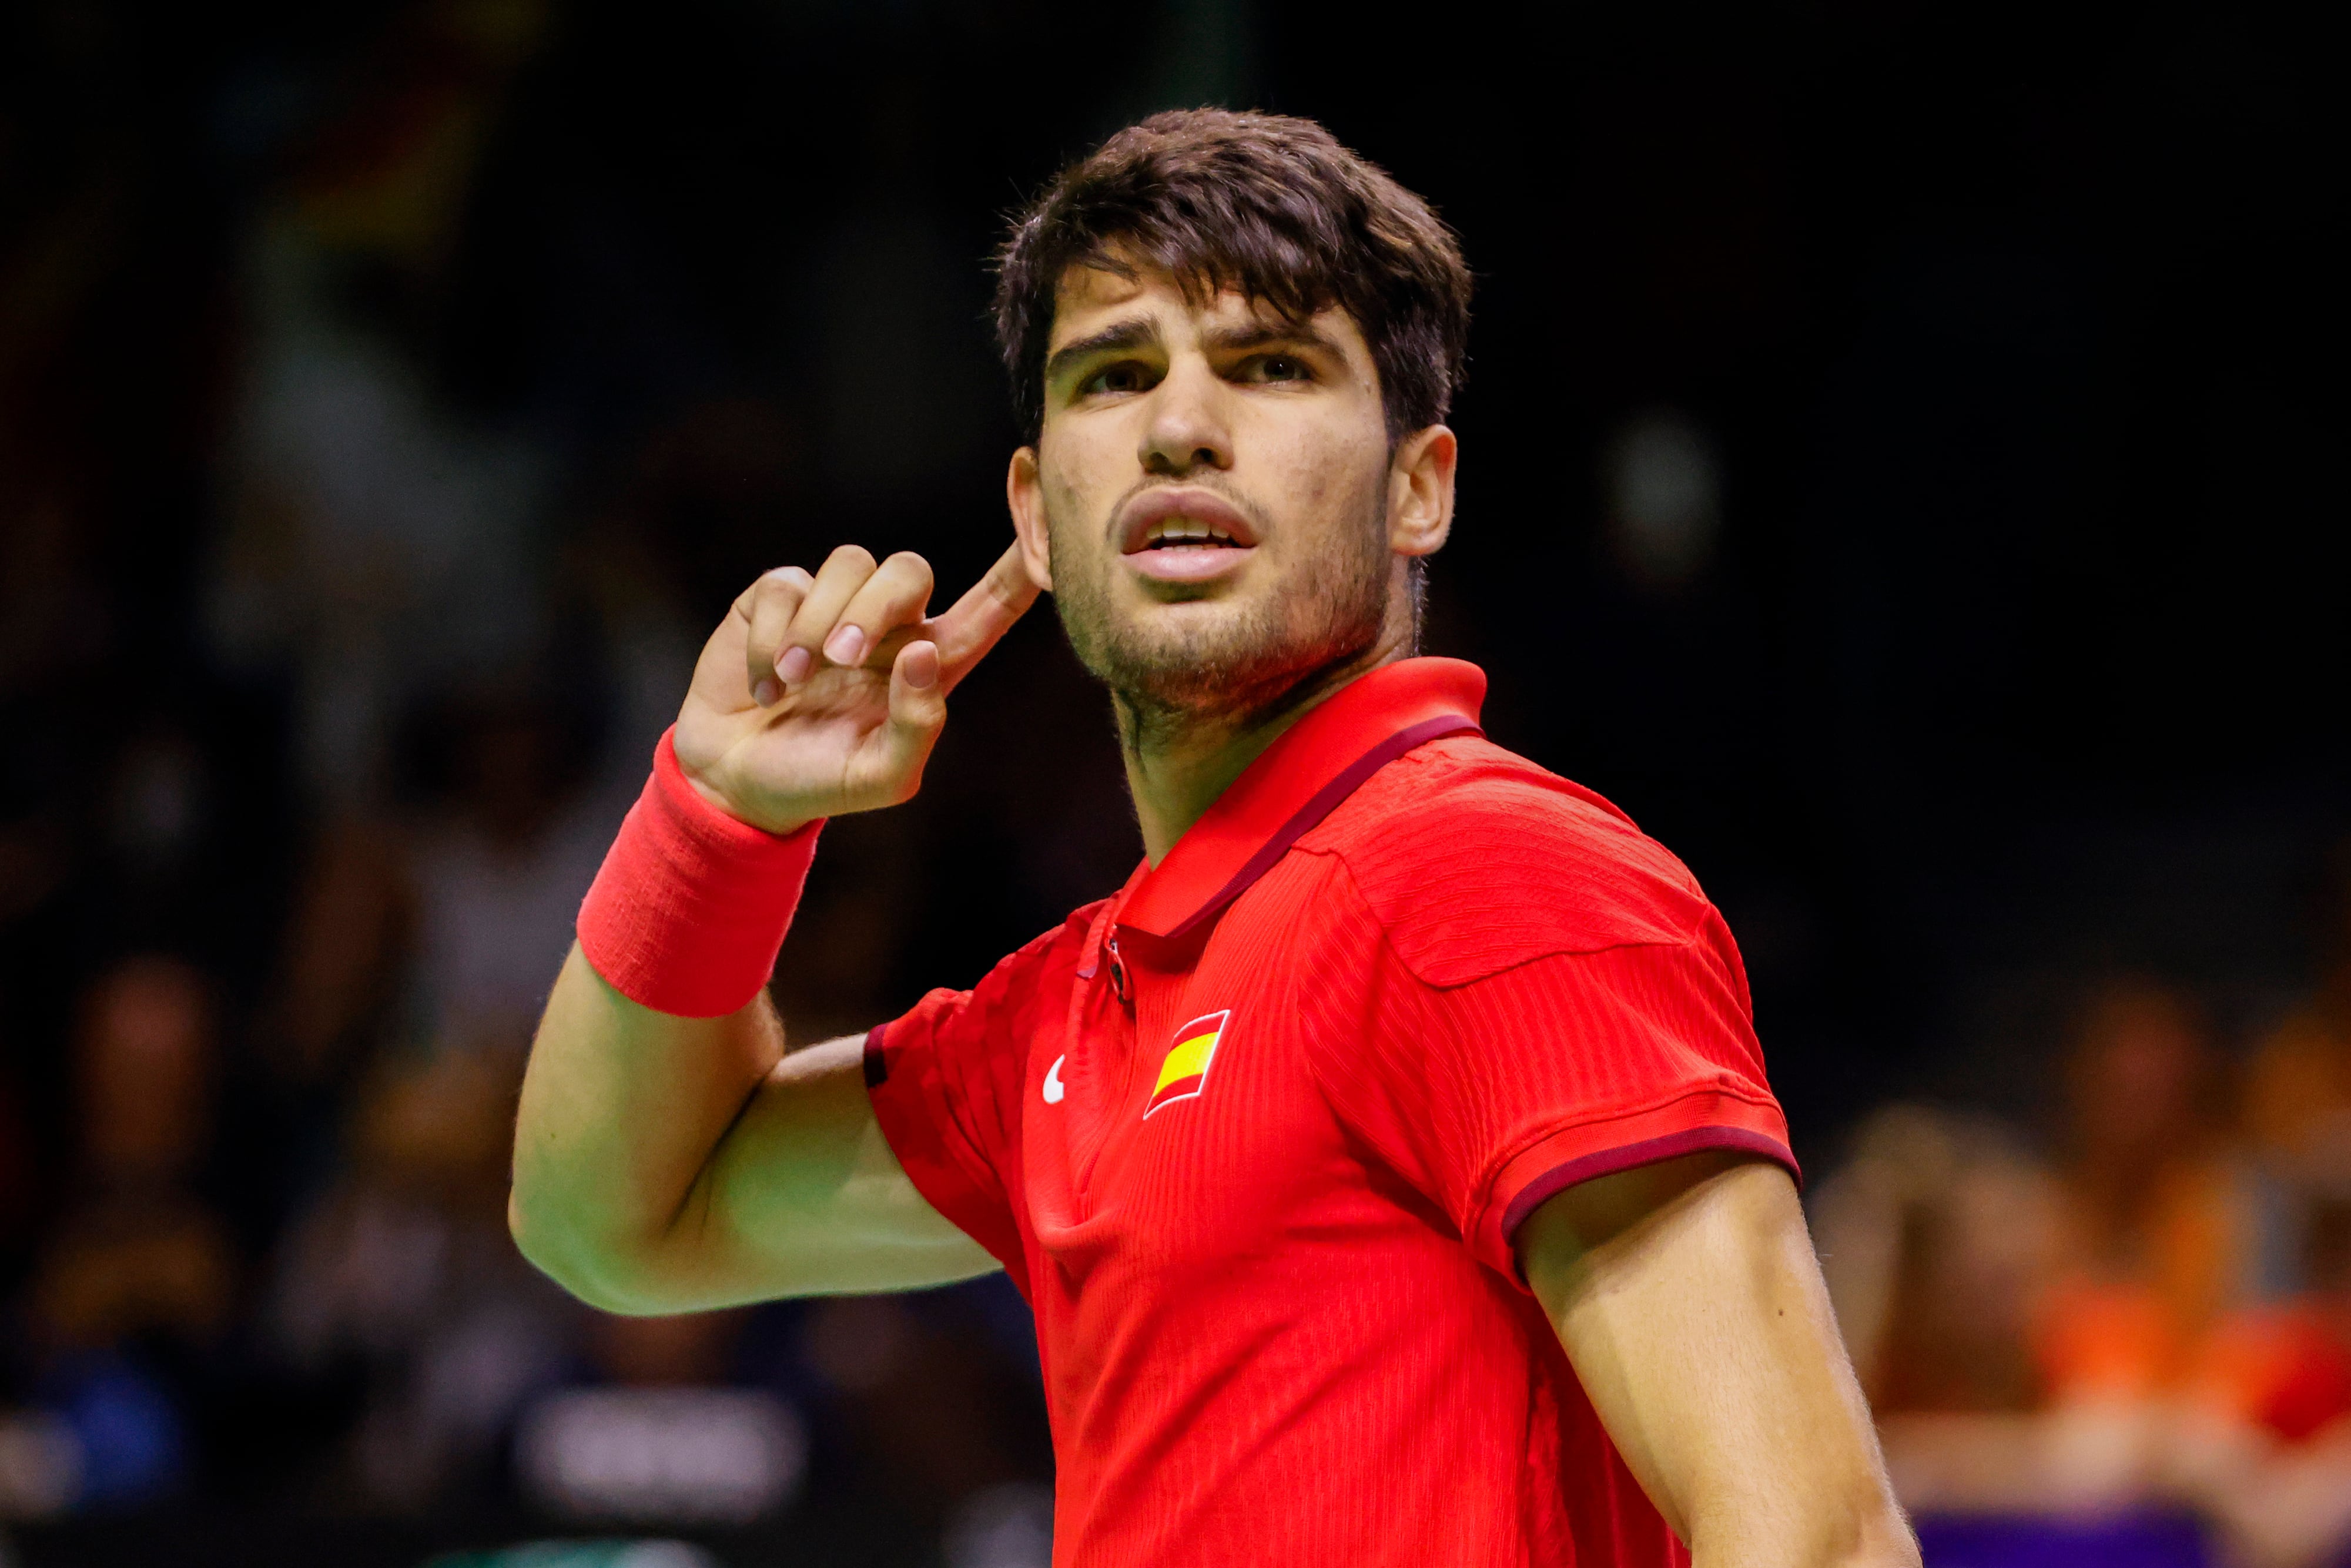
[1034,461,1091,569]
[1264,427,1388,544]
[1039,428,1126,541]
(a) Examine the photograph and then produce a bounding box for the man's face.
[1006,262,1452,724]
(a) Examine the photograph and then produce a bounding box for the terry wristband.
[575,728,822,1017]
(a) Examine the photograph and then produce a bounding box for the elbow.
[506,1186,573,1291]
[507,1182,676,1316]
[507,1185,610,1306]
[1830,1496,1921,1568]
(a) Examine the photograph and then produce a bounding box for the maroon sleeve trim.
[859,1014,1027,1285]
[1497,1125,1801,1245]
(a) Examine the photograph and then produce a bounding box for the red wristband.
[576,728,822,1017]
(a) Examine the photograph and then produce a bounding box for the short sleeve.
[864,921,1080,1289]
[1461,922,1795,1272]
[1305,776,1796,1285]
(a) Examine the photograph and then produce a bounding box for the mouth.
[1117,487,1260,585]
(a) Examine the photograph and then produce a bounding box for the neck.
[1119,629,1412,864]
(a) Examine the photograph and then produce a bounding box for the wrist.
[576,729,823,1017]
[670,729,815,837]
[678,766,813,839]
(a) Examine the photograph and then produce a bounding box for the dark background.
[2,0,2345,1562]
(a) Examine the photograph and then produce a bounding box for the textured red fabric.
[575,728,820,1017]
[864,659,1793,1568]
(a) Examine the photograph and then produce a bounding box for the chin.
[1057,548,1389,722]
[1106,611,1371,720]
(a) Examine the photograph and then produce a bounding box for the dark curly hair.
[992,109,1472,444]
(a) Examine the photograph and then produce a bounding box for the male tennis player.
[513,110,1915,1566]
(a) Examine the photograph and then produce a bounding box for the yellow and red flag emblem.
[1144,1010,1228,1118]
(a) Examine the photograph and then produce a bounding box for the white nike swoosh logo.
[1042,1054,1066,1105]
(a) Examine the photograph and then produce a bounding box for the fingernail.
[752,678,779,706]
[905,644,939,689]
[778,646,812,684]
[825,625,865,666]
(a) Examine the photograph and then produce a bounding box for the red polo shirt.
[864,656,1795,1567]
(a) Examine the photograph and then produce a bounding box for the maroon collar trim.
[1146,712,1476,946]
[1113,658,1486,957]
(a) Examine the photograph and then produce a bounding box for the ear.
[1387,424,1456,559]
[1005,445,1056,592]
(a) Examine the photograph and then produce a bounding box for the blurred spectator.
[261,812,413,1097]
[206,0,552,814]
[2242,845,2351,1181]
[403,687,611,1063]
[18,957,237,1508]
[267,1046,576,1510]
[1817,974,2268,1425]
[1814,1104,2064,1418]
[515,1311,806,1528]
[2188,1175,2351,1442]
[1826,979,2270,1519]
[2037,979,2260,1404]
[2169,1151,2351,1568]
[263,681,609,1095]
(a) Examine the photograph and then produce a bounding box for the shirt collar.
[1113,657,1486,956]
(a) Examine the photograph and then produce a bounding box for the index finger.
[923,541,1041,691]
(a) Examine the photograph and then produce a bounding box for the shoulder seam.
[1312,848,1697,990]
[1302,755,1635,839]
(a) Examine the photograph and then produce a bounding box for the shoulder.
[895,899,1105,1049]
[1294,736,1715,986]
[967,899,1105,1010]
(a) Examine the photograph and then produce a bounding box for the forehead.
[1047,260,1371,359]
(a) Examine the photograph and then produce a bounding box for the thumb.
[872,638,949,793]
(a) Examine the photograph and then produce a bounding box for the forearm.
[1685,1496,1915,1568]
[510,943,782,1311]
[508,542,1033,1309]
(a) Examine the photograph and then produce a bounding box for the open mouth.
[1137,519,1243,551]
[1116,487,1261,584]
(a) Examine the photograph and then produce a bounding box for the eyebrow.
[1198,318,1349,360]
[1041,312,1352,390]
[1043,319,1161,386]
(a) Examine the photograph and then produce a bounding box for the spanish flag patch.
[1144,1010,1229,1118]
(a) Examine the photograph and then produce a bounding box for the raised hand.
[672,542,1040,833]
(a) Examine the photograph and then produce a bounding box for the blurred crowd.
[2,1,1086,1562]
[1817,895,2351,1567]
[4,1,2345,1565]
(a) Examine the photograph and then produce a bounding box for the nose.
[1137,358,1233,476]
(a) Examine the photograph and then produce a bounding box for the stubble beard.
[1047,490,1394,747]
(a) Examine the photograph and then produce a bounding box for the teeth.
[1148,518,1235,547]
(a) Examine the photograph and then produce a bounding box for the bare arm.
[511,950,991,1311]
[1521,1153,1918,1568]
[510,542,1039,1313]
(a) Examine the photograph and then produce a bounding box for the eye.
[1250,354,1310,383]
[1081,361,1154,396]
